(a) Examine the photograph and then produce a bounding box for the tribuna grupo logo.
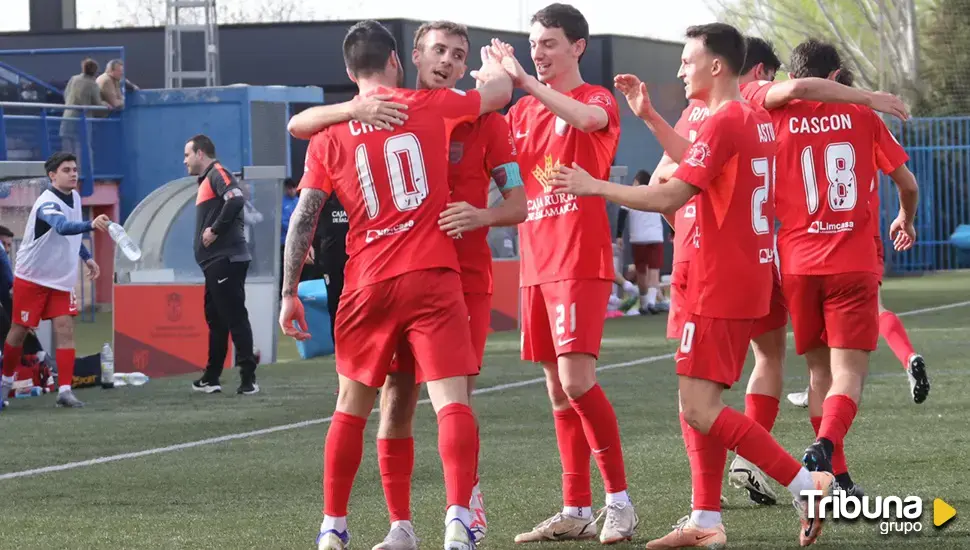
[802,489,924,535]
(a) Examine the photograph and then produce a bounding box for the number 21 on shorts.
[556,302,577,340]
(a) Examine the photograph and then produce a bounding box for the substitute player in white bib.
[0,152,110,409]
[615,170,669,314]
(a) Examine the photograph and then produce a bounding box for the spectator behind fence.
[96,59,126,112]
[60,58,108,161]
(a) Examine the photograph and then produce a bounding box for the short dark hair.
[531,3,589,55]
[343,20,398,78]
[789,39,842,79]
[633,170,651,185]
[188,134,216,157]
[284,177,298,189]
[685,23,746,76]
[45,152,77,175]
[81,58,99,77]
[0,225,13,239]
[741,37,782,76]
[835,65,854,87]
[413,20,469,51]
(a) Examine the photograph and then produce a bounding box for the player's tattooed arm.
[287,95,409,139]
[282,188,326,297]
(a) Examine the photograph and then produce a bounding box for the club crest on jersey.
[449,142,464,164]
[554,117,569,136]
[686,141,711,168]
[532,155,563,193]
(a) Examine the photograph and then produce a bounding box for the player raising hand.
[1,152,111,410]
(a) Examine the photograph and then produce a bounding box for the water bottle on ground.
[108,222,142,262]
[100,343,115,389]
[114,372,149,386]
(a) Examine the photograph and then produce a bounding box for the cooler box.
[951,224,970,250]
[294,279,335,360]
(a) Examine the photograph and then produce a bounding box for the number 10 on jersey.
[356,133,429,219]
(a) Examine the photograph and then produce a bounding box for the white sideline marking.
[0,299,966,482]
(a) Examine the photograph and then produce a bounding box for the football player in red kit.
[279,20,514,550]
[554,23,836,548]
[742,39,918,497]
[475,4,638,543]
[288,20,527,548]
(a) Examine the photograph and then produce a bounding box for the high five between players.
[280,8,918,549]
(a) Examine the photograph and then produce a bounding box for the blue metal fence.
[882,117,970,274]
[0,101,123,196]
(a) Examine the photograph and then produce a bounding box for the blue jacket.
[281,194,298,245]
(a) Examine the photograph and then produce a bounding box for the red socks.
[818,395,857,451]
[689,424,727,511]
[879,311,916,369]
[377,437,414,522]
[56,348,75,389]
[2,343,21,378]
[744,393,780,432]
[708,407,801,487]
[811,414,849,476]
[437,403,478,509]
[324,412,367,517]
[570,384,627,494]
[553,407,592,507]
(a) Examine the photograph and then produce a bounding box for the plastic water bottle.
[114,372,149,386]
[108,222,142,262]
[15,386,42,398]
[100,343,115,389]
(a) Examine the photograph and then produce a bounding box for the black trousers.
[202,259,256,379]
[324,269,344,343]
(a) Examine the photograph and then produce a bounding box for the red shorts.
[521,279,611,364]
[393,291,492,379]
[751,266,789,339]
[782,272,880,355]
[632,243,664,271]
[675,314,755,388]
[667,263,689,340]
[875,236,885,284]
[334,269,477,387]
[11,277,78,328]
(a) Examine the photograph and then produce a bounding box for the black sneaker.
[192,377,222,394]
[907,354,930,404]
[237,373,259,395]
[802,440,833,473]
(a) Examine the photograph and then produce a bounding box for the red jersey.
[743,81,909,275]
[448,112,518,294]
[300,86,481,292]
[673,100,777,319]
[506,83,619,286]
[671,100,710,265]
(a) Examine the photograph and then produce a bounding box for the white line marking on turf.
[1,299,966,482]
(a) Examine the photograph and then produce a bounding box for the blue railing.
[0,101,124,196]
[882,117,970,273]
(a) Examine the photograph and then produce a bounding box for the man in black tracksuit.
[318,194,348,342]
[183,134,258,395]
[302,194,348,342]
